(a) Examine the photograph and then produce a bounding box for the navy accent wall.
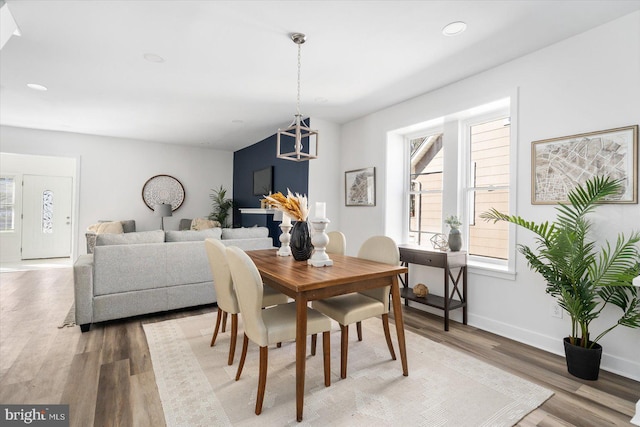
[233,126,309,244]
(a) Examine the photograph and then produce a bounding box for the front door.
[21,175,73,259]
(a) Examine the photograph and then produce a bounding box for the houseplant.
[481,176,640,380]
[209,185,234,228]
[444,215,462,251]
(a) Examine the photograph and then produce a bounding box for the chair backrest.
[225,246,269,347]
[204,238,240,314]
[357,236,400,308]
[326,231,346,255]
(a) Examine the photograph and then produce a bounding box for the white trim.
[469,312,640,382]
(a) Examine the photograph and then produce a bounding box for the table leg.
[390,275,408,376]
[295,294,308,422]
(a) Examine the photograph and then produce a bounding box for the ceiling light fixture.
[26,83,47,91]
[276,32,318,162]
[442,21,467,36]
[144,53,165,63]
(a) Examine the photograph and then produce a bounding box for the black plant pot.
[563,337,603,380]
[290,221,313,261]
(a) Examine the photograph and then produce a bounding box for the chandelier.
[276,33,318,161]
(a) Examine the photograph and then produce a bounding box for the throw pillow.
[87,221,124,234]
[96,230,165,246]
[221,226,269,240]
[190,218,221,230]
[165,228,223,242]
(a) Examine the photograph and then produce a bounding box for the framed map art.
[345,167,375,206]
[531,125,638,204]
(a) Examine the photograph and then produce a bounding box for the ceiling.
[1,1,639,152]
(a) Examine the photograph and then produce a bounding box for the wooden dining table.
[246,249,409,422]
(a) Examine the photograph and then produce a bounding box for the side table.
[398,245,467,331]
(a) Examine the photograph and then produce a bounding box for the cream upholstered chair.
[225,246,332,415]
[326,231,346,255]
[205,238,288,365]
[311,235,399,379]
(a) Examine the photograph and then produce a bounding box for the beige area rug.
[58,303,75,328]
[143,313,553,427]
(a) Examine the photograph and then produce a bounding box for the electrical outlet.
[550,302,563,319]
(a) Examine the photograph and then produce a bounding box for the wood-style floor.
[0,267,638,426]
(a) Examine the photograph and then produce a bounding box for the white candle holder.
[308,218,333,267]
[277,224,292,257]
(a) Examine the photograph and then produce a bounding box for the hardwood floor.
[1,267,638,426]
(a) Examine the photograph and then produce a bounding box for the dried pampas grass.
[264,189,309,221]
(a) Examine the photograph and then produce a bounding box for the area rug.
[58,303,75,328]
[143,313,553,426]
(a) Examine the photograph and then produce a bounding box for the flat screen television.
[253,166,273,196]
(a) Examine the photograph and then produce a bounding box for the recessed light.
[442,21,467,36]
[27,83,47,91]
[144,53,165,63]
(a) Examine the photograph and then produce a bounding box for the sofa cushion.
[221,226,269,240]
[96,230,165,246]
[191,218,221,230]
[87,221,123,234]
[165,228,222,242]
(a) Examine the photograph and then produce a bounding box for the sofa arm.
[85,232,97,254]
[74,254,94,331]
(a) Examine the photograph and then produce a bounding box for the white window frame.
[406,126,446,245]
[0,174,17,233]
[459,105,517,277]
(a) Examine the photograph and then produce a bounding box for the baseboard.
[468,313,640,382]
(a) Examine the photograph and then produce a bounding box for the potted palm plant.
[209,185,234,228]
[481,176,640,380]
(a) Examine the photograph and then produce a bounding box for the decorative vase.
[290,221,314,261]
[563,337,602,380]
[448,229,462,251]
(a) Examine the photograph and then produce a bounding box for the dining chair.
[311,235,399,378]
[326,230,346,255]
[225,246,332,415]
[204,238,289,365]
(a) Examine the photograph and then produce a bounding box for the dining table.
[246,248,409,422]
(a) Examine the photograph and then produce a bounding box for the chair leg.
[228,313,238,365]
[255,346,268,415]
[381,313,396,360]
[340,324,349,379]
[311,334,317,356]
[210,309,223,347]
[356,321,363,341]
[322,331,331,387]
[235,334,249,381]
[221,311,228,332]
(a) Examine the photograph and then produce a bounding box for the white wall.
[339,11,640,379]
[0,126,234,257]
[308,118,343,239]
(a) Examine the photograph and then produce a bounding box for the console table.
[398,245,467,331]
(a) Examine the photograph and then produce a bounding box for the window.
[463,115,511,263]
[0,176,16,231]
[408,133,443,245]
[402,97,514,273]
[42,189,54,233]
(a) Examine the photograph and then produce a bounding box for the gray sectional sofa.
[73,227,274,332]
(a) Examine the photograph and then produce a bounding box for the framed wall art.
[142,174,186,211]
[531,125,638,204]
[345,167,376,206]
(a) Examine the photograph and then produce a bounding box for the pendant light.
[276,33,318,161]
